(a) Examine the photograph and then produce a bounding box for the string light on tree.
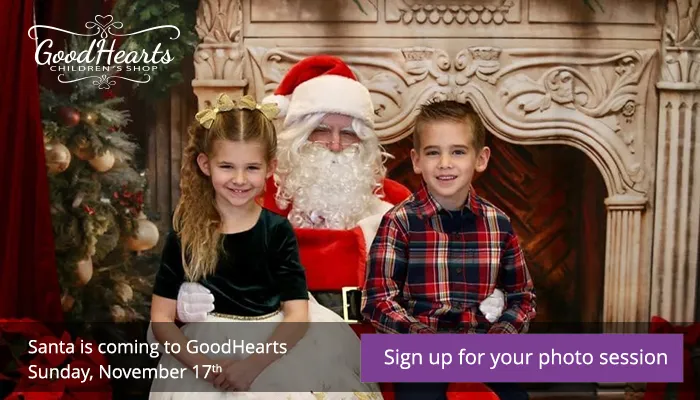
[83,112,99,126]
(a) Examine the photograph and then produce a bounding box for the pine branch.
[111,0,199,101]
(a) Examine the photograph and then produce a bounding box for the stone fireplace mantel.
[189,0,699,335]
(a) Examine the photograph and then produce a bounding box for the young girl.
[148,94,383,399]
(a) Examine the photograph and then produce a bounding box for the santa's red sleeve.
[261,176,411,290]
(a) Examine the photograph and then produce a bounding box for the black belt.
[311,287,363,322]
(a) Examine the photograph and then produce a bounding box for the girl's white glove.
[176,282,215,323]
[146,282,215,351]
[479,288,505,323]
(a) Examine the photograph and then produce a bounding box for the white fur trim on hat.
[262,94,290,119]
[283,75,375,129]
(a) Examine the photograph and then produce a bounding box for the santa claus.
[258,55,410,317]
[172,55,504,323]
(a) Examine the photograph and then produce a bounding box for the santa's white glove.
[177,282,215,323]
[479,288,505,323]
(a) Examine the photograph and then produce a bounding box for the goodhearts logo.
[27,15,180,89]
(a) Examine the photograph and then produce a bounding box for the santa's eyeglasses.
[308,129,361,148]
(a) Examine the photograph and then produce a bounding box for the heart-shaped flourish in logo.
[87,15,116,39]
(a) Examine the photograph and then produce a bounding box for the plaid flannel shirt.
[361,181,536,334]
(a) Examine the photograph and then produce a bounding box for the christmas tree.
[40,59,160,329]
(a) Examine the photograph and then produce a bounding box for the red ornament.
[83,204,95,215]
[58,107,80,127]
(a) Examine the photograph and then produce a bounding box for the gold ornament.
[45,142,71,174]
[71,137,95,160]
[115,282,134,303]
[111,305,129,322]
[126,212,160,251]
[61,293,75,312]
[88,150,115,172]
[75,257,93,286]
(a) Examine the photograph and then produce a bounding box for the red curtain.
[0,0,63,321]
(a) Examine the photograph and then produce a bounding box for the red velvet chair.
[377,382,499,400]
[644,317,700,400]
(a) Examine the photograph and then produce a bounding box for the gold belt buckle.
[342,286,360,323]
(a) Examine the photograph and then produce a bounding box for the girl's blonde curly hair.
[174,104,277,282]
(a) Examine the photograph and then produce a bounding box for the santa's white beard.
[276,144,378,230]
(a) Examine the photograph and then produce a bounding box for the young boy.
[361,100,536,400]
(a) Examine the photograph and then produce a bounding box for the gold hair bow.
[237,95,280,120]
[195,93,236,129]
[195,94,280,129]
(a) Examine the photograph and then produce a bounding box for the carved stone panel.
[247,46,655,196]
[385,0,521,24]
[251,0,378,22]
[529,0,656,24]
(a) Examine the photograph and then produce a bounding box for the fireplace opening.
[385,133,608,333]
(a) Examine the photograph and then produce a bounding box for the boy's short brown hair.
[413,100,486,151]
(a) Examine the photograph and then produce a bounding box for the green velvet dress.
[153,208,309,316]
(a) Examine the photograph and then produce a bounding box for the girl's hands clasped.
[213,357,266,392]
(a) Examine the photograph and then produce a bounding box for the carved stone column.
[651,0,700,323]
[192,0,247,110]
[603,195,649,332]
[653,80,700,323]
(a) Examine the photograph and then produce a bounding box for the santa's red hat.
[263,55,375,129]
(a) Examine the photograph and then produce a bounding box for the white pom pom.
[262,94,290,119]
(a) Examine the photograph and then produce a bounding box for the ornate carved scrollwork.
[193,0,245,81]
[247,46,655,196]
[662,0,700,84]
[195,0,242,44]
[192,0,247,108]
[498,52,651,156]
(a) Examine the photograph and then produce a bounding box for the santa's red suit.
[262,176,411,292]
